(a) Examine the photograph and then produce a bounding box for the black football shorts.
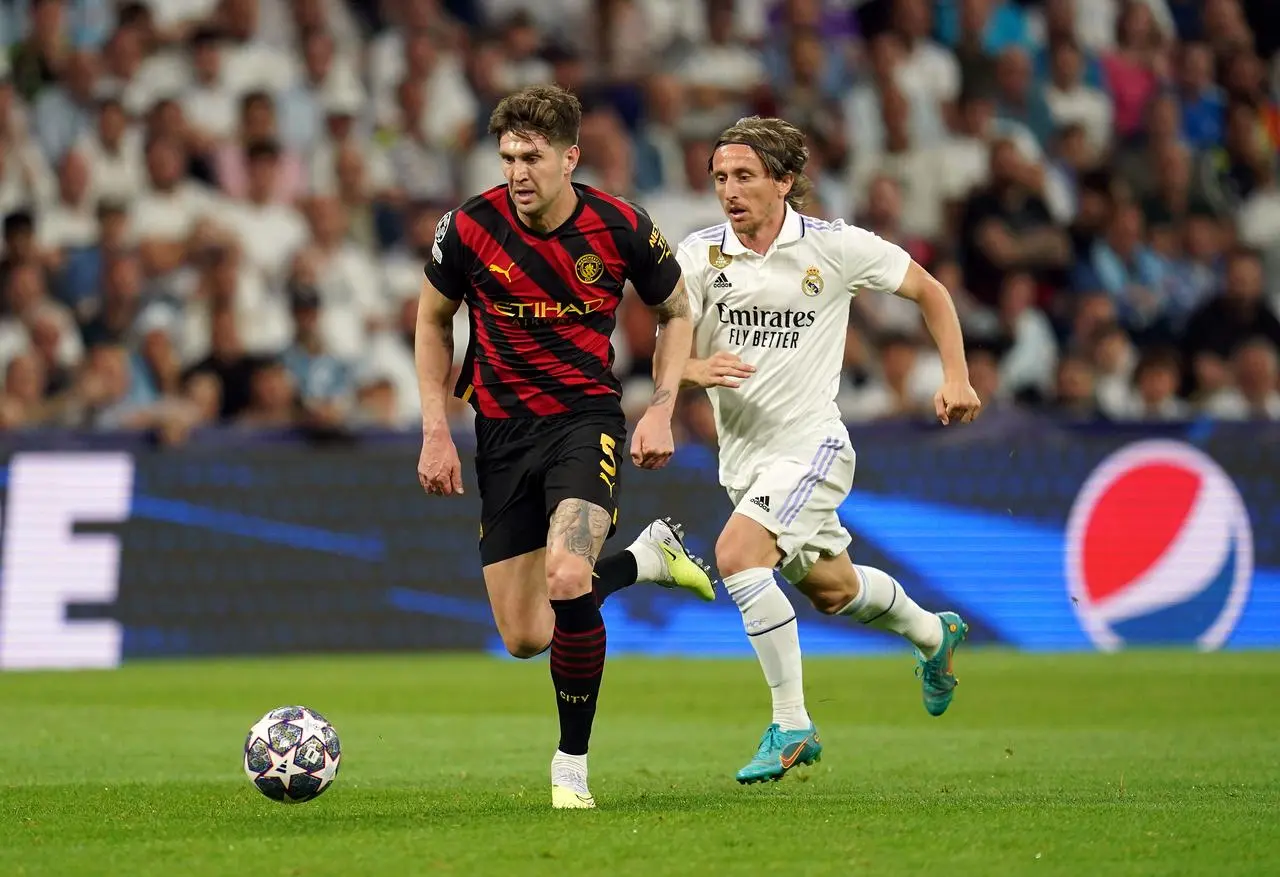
[473,408,627,566]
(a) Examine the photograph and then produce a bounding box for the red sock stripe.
[552,631,605,646]
[549,659,606,679]
[552,638,606,655]
[553,642,605,656]
[554,624,605,641]
[550,647,607,664]
[551,659,606,676]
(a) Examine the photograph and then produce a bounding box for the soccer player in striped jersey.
[672,117,982,784]
[414,86,715,809]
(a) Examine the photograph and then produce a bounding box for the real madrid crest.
[575,253,605,284]
[802,265,824,297]
[708,245,733,270]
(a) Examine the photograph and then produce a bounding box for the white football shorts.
[726,434,856,584]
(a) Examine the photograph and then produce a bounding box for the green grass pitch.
[1,651,1276,876]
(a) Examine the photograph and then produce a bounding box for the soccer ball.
[243,705,341,803]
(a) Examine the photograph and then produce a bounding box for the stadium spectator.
[852,82,947,240]
[31,48,98,160]
[1044,38,1112,152]
[182,27,238,150]
[183,305,265,421]
[995,270,1058,398]
[959,138,1071,302]
[215,91,307,201]
[1033,0,1105,88]
[8,0,68,103]
[79,251,141,348]
[1088,319,1138,416]
[1175,40,1225,148]
[1182,247,1280,386]
[675,0,765,120]
[132,135,216,282]
[1106,2,1172,130]
[26,302,74,396]
[235,356,297,427]
[36,148,96,257]
[894,0,959,118]
[349,365,400,428]
[1202,336,1280,420]
[841,330,936,422]
[76,96,144,203]
[220,139,310,285]
[299,193,383,359]
[1074,201,1169,336]
[1048,351,1101,420]
[995,46,1056,147]
[1121,344,1189,420]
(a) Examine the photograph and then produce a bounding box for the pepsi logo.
[1065,440,1253,651]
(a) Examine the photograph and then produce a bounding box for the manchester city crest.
[801,266,824,297]
[575,253,605,284]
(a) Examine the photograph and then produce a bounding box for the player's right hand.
[417,425,464,496]
[688,352,755,389]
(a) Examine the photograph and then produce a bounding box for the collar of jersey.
[506,183,588,240]
[719,203,805,257]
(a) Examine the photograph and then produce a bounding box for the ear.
[776,173,794,200]
[563,144,580,175]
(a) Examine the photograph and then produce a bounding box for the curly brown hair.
[488,85,582,149]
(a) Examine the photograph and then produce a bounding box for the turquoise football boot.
[916,611,969,717]
[735,723,822,784]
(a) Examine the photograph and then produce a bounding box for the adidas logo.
[750,495,770,512]
[712,272,732,289]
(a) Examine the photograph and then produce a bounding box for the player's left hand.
[934,381,982,426]
[631,408,675,469]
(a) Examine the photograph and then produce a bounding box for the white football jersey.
[676,205,912,489]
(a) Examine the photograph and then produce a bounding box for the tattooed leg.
[544,498,611,756]
[546,498,612,577]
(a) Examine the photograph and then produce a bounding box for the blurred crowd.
[1,0,1279,447]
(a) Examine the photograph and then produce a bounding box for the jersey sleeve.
[840,224,912,296]
[674,244,705,324]
[624,206,683,307]
[422,208,471,301]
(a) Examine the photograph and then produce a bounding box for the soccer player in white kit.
[670,117,983,783]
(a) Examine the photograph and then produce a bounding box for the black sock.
[549,593,607,756]
[591,550,637,606]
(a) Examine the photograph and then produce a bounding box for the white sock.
[723,568,810,731]
[626,542,665,583]
[551,750,589,791]
[839,565,943,656]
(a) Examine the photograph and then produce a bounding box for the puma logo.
[488,261,515,282]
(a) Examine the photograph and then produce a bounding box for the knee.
[715,528,774,580]
[501,633,550,659]
[544,551,593,601]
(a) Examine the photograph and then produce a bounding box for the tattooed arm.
[624,278,692,469]
[647,276,693,417]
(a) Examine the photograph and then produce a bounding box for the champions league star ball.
[243,706,342,803]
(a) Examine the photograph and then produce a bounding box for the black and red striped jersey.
[424,183,680,419]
